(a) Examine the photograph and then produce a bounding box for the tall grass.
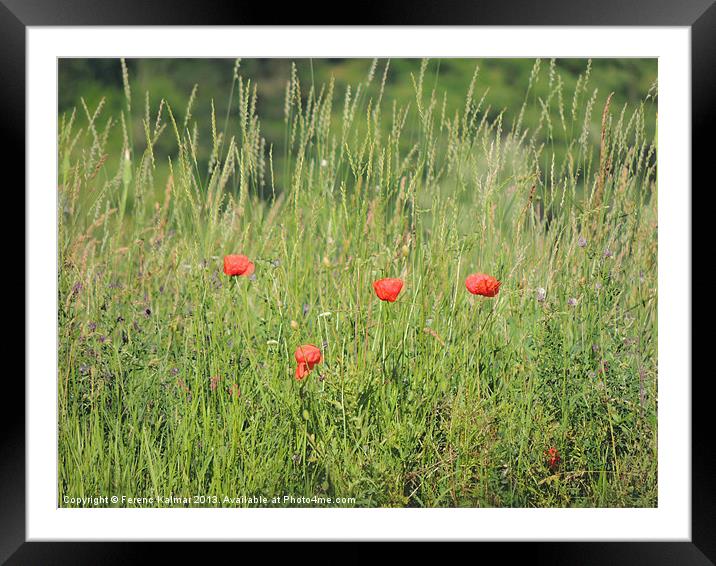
[58,58,657,507]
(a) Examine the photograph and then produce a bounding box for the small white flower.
[567,297,578,307]
[320,159,328,168]
[536,287,547,302]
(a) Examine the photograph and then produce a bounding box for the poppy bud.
[373,278,404,302]
[465,273,501,297]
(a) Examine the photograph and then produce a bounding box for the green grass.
[58,58,658,508]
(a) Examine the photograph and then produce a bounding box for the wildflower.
[546,447,560,469]
[229,383,240,398]
[567,297,578,307]
[322,256,331,267]
[603,248,613,258]
[223,254,255,277]
[290,320,299,330]
[594,282,602,291]
[578,236,587,248]
[71,282,83,296]
[294,344,322,381]
[373,278,404,302]
[536,287,547,302]
[465,273,501,297]
[210,375,221,392]
[302,303,310,317]
[320,159,328,168]
[401,244,409,257]
[87,322,97,332]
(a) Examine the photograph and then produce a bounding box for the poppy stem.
[380,300,386,375]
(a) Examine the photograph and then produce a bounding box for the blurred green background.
[58,58,657,191]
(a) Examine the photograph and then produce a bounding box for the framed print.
[8,0,709,561]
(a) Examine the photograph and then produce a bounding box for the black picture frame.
[7,0,710,561]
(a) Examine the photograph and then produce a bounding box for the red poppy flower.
[373,278,404,302]
[223,254,255,277]
[465,273,501,297]
[545,447,560,469]
[294,344,322,381]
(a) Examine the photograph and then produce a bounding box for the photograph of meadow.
[58,57,657,508]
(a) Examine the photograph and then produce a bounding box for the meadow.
[58,58,658,507]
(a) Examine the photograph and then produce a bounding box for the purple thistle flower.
[577,236,587,248]
[567,297,578,307]
[603,248,613,258]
